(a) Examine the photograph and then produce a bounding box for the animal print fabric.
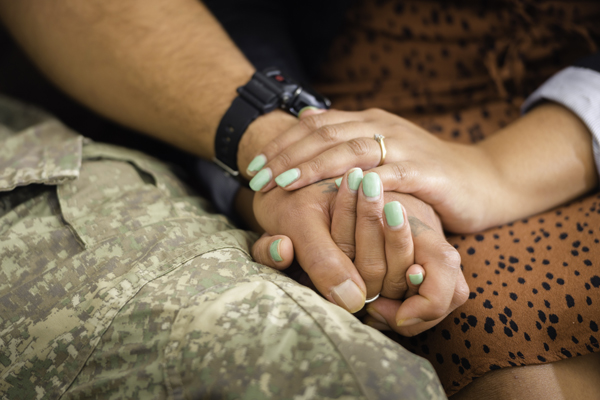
[315,0,600,396]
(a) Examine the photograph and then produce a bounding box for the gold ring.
[374,134,386,166]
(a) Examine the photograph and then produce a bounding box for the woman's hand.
[247,104,598,233]
[249,108,498,233]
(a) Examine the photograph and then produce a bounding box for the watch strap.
[213,96,261,176]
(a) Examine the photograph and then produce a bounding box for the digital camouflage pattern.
[0,96,446,400]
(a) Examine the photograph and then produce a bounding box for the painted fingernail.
[247,154,267,174]
[275,168,300,188]
[269,239,283,262]
[335,177,343,187]
[366,306,387,324]
[249,168,271,191]
[384,201,404,228]
[347,168,363,191]
[409,272,424,285]
[362,172,381,199]
[331,279,364,313]
[397,317,424,327]
[298,106,323,119]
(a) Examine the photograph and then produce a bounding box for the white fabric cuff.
[521,66,600,178]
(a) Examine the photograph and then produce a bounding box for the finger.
[404,264,425,299]
[298,106,327,119]
[251,121,374,192]
[290,205,368,314]
[251,233,294,270]
[331,168,364,260]
[397,270,468,337]
[246,109,366,179]
[273,135,389,192]
[354,172,386,300]
[395,232,464,326]
[381,201,414,299]
[365,297,443,337]
[363,314,391,332]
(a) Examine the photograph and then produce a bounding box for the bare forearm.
[0,0,295,167]
[477,102,598,224]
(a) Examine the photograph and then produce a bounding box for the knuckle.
[361,211,383,226]
[441,246,462,269]
[299,114,322,132]
[347,138,371,157]
[356,260,386,281]
[263,137,284,156]
[454,281,470,307]
[382,278,408,296]
[336,242,356,260]
[275,151,293,170]
[307,156,325,174]
[367,108,387,118]
[315,125,341,143]
[391,234,413,255]
[389,163,413,181]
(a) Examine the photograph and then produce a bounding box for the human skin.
[248,104,598,233]
[251,174,468,336]
[0,0,296,178]
[0,0,469,319]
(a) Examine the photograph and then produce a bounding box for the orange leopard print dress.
[315,0,600,396]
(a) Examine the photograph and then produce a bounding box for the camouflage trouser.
[0,96,445,400]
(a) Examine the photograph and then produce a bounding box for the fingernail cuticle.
[384,201,404,227]
[269,239,283,262]
[275,168,300,188]
[249,168,271,191]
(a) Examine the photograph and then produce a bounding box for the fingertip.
[249,168,272,192]
[253,234,294,270]
[298,106,327,119]
[408,266,425,286]
[246,154,267,176]
[383,200,405,229]
[274,168,301,188]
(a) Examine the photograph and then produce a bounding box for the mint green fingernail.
[249,168,271,191]
[247,154,267,173]
[335,177,343,187]
[362,172,381,198]
[384,201,404,227]
[348,168,363,191]
[269,239,283,262]
[298,106,320,119]
[409,272,424,285]
[275,168,300,188]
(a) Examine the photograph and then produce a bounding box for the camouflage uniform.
[0,96,445,400]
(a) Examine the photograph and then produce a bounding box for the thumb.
[252,233,295,270]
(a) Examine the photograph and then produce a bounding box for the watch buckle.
[212,157,239,177]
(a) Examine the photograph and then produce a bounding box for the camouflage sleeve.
[0,97,446,400]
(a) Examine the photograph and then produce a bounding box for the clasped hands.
[242,108,488,336]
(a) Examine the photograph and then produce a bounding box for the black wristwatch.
[213,67,330,176]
